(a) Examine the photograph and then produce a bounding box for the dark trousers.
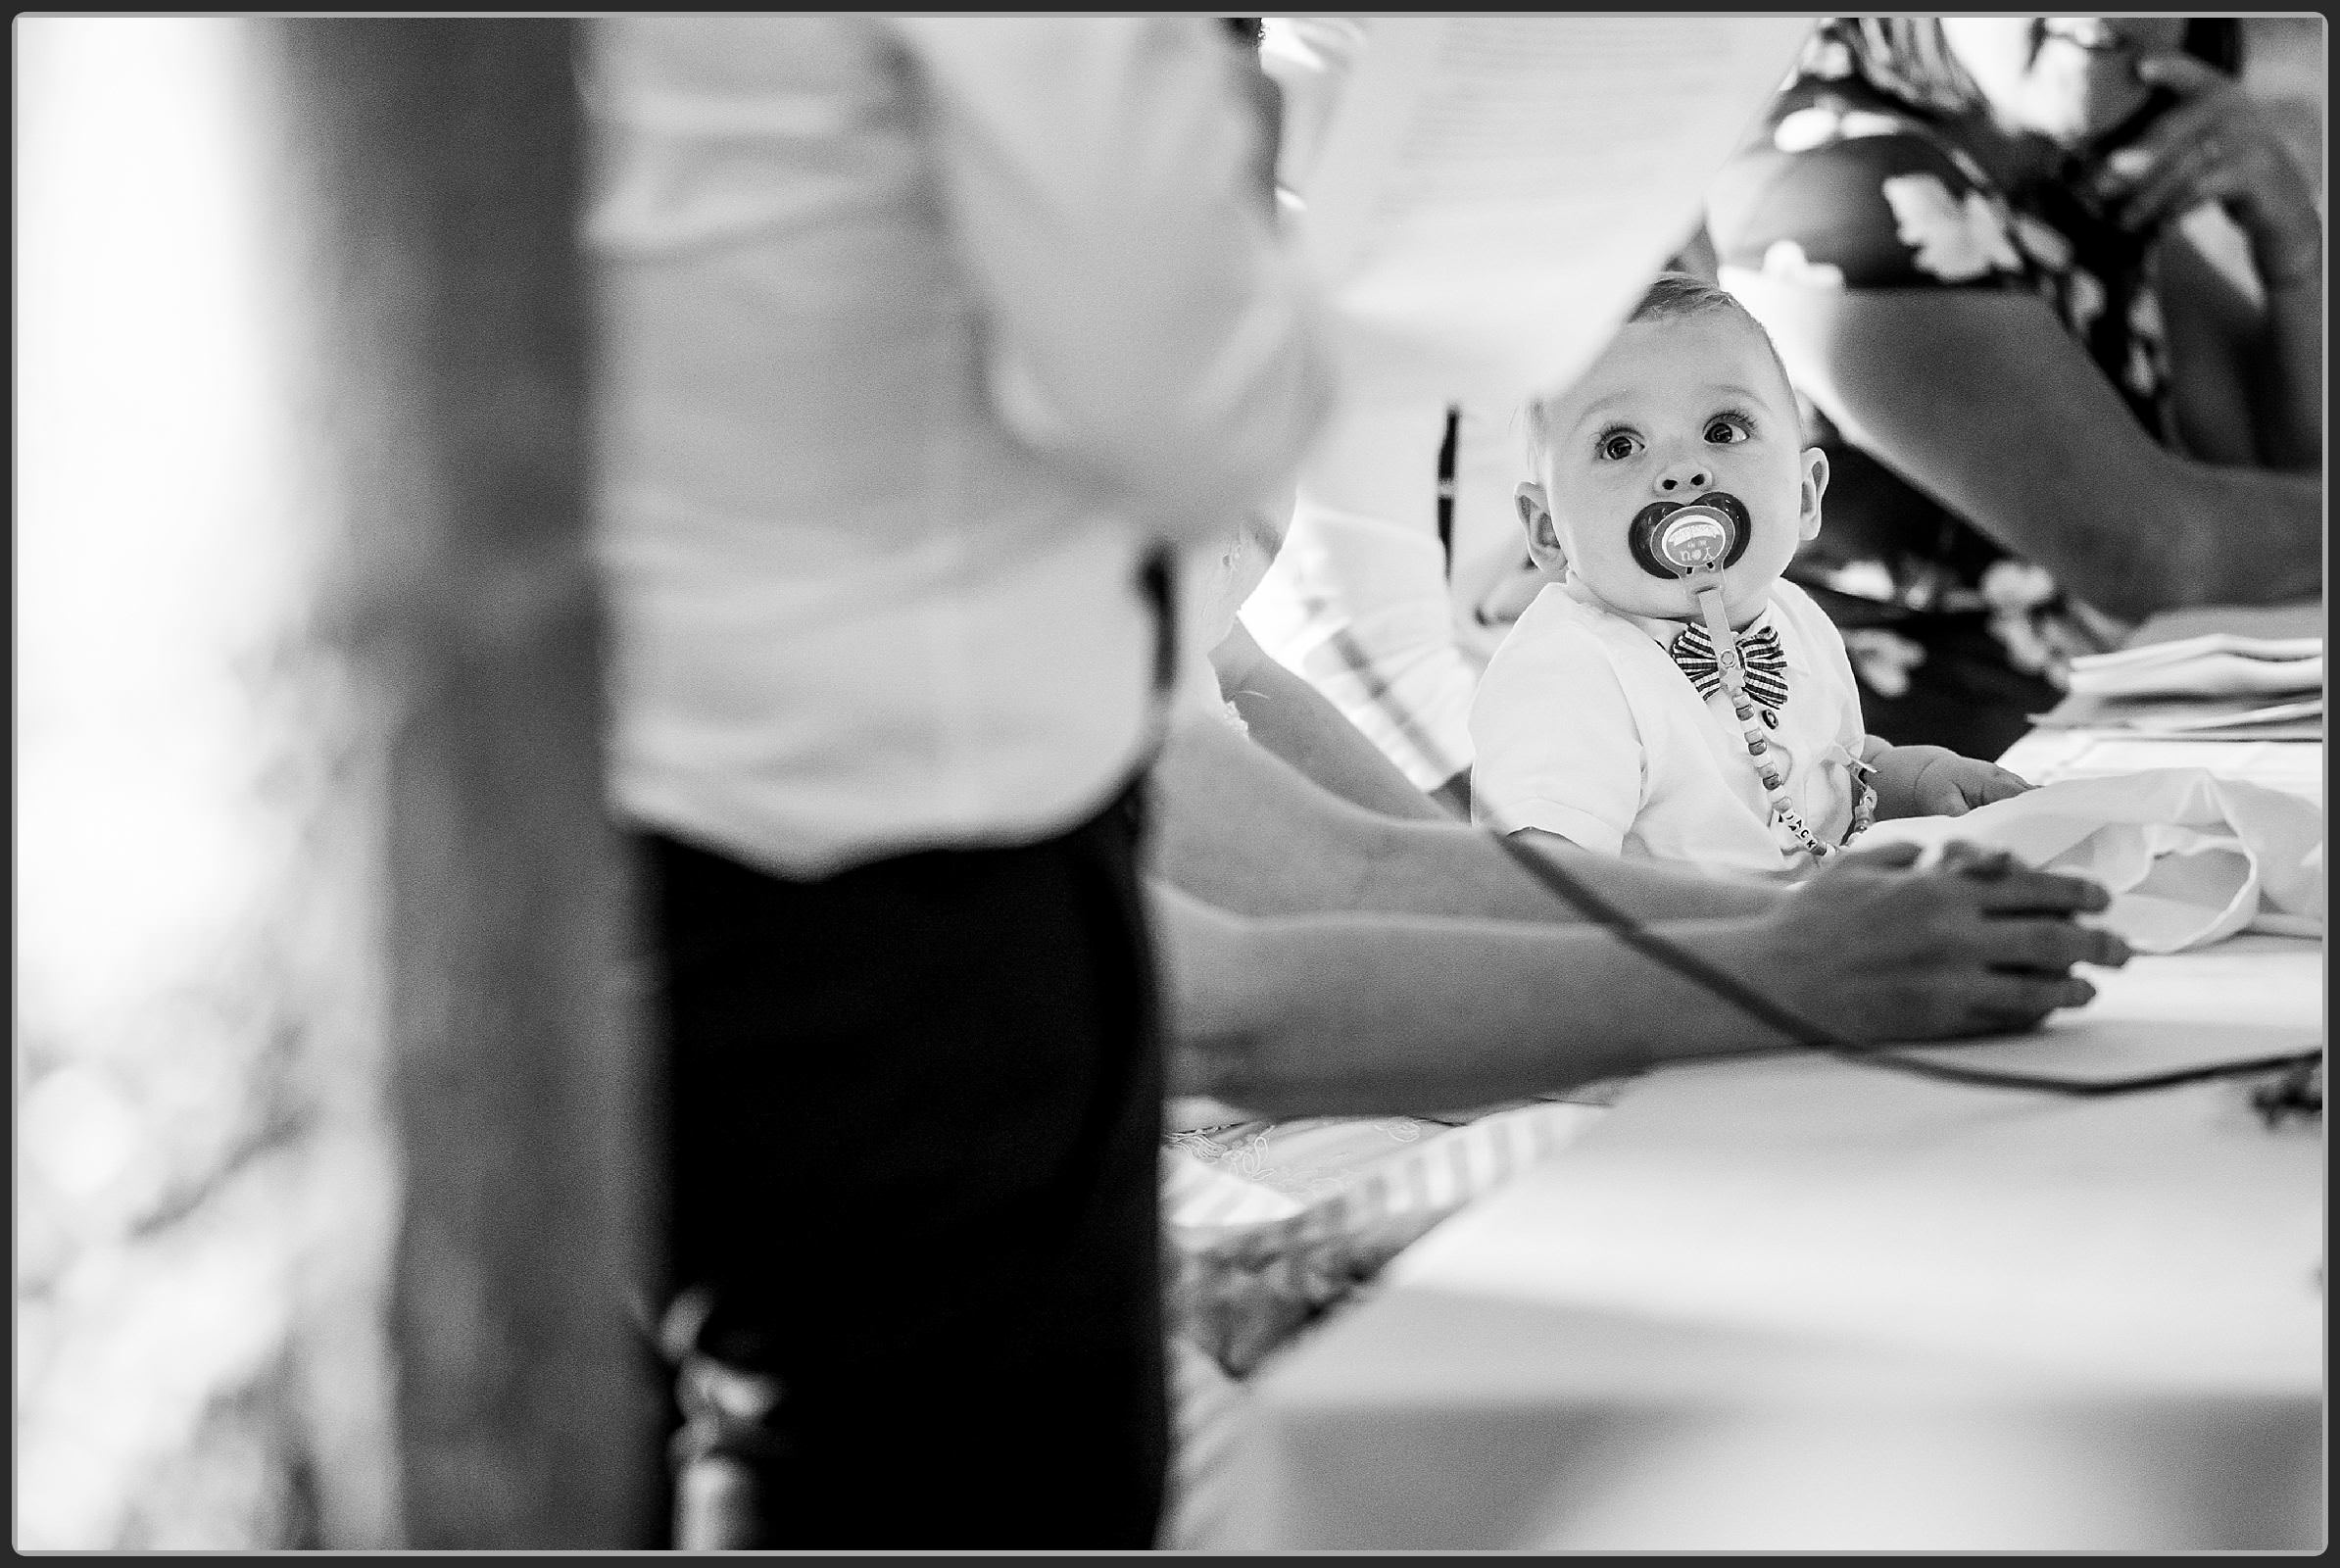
[640,786,1167,1549]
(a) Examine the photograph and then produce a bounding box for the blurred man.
[585,16,1331,1549]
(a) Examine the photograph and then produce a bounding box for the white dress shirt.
[585,17,1332,878]
[1469,578,1868,876]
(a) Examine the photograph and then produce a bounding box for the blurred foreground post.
[264,17,663,1547]
[21,14,657,1547]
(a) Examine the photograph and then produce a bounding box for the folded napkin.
[1853,768,2324,954]
[2065,632,2321,701]
[2029,691,2323,737]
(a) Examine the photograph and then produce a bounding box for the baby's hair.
[1524,271,1798,473]
[1628,270,1761,329]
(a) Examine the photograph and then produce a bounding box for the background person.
[586,16,1332,1548]
[1706,16,2320,760]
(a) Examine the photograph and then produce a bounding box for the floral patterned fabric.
[1706,36,2145,758]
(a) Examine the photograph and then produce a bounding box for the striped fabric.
[1669,617,1791,714]
[1162,1335,1252,1550]
[1159,1097,1614,1548]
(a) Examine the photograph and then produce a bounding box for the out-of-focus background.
[12,14,2324,1550]
[2249,16,2324,190]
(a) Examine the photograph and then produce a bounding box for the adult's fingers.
[2111,96,2225,177]
[1934,840,2016,878]
[2116,136,2236,232]
[1960,911,2132,972]
[1963,860,2114,916]
[1964,971,2100,1027]
[1880,970,2093,1042]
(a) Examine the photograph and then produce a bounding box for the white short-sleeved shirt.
[1468,578,1868,876]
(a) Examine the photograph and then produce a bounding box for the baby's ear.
[1797,447,1829,543]
[1516,481,1569,575]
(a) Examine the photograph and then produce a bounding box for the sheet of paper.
[1287,15,1819,527]
[2072,631,2323,670]
[1302,17,1815,398]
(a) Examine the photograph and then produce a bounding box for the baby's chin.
[1574,571,1773,629]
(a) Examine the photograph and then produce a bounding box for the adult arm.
[2153,226,2320,472]
[1210,618,1450,821]
[2107,50,2321,472]
[897,17,1333,540]
[1728,276,2321,623]
[1150,709,1788,924]
[1150,845,2126,1119]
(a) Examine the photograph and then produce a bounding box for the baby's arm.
[1866,739,2032,820]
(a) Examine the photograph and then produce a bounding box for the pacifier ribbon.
[1670,619,1788,714]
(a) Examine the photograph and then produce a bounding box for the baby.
[1469,273,2028,875]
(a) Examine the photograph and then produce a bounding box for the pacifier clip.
[1691,584,1844,860]
[1638,498,1871,861]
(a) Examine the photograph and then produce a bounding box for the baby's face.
[1528,311,1824,626]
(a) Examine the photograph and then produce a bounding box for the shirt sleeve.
[891,18,1336,542]
[1466,617,1645,856]
[1707,108,2033,293]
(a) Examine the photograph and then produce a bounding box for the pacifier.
[1628,492,1751,580]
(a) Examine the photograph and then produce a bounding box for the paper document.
[2067,633,2322,701]
[1294,15,1819,417]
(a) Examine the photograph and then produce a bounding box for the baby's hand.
[1910,752,2031,817]
[1872,744,2032,820]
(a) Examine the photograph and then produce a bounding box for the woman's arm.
[1210,617,1450,821]
[2108,50,2321,473]
[1149,849,2125,1120]
[2154,220,2320,473]
[1729,277,2321,622]
[1150,710,1787,923]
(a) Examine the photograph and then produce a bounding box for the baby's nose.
[1655,460,1712,494]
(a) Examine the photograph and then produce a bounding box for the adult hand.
[2089,51,2321,290]
[1752,839,2130,1043]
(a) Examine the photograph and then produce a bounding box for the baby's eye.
[1705,416,1751,445]
[1596,431,1641,462]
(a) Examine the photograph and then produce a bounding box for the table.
[1214,612,2324,1552]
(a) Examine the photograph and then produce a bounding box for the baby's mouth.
[1628,491,1752,580]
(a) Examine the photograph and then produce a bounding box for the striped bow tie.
[1669,619,1789,717]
